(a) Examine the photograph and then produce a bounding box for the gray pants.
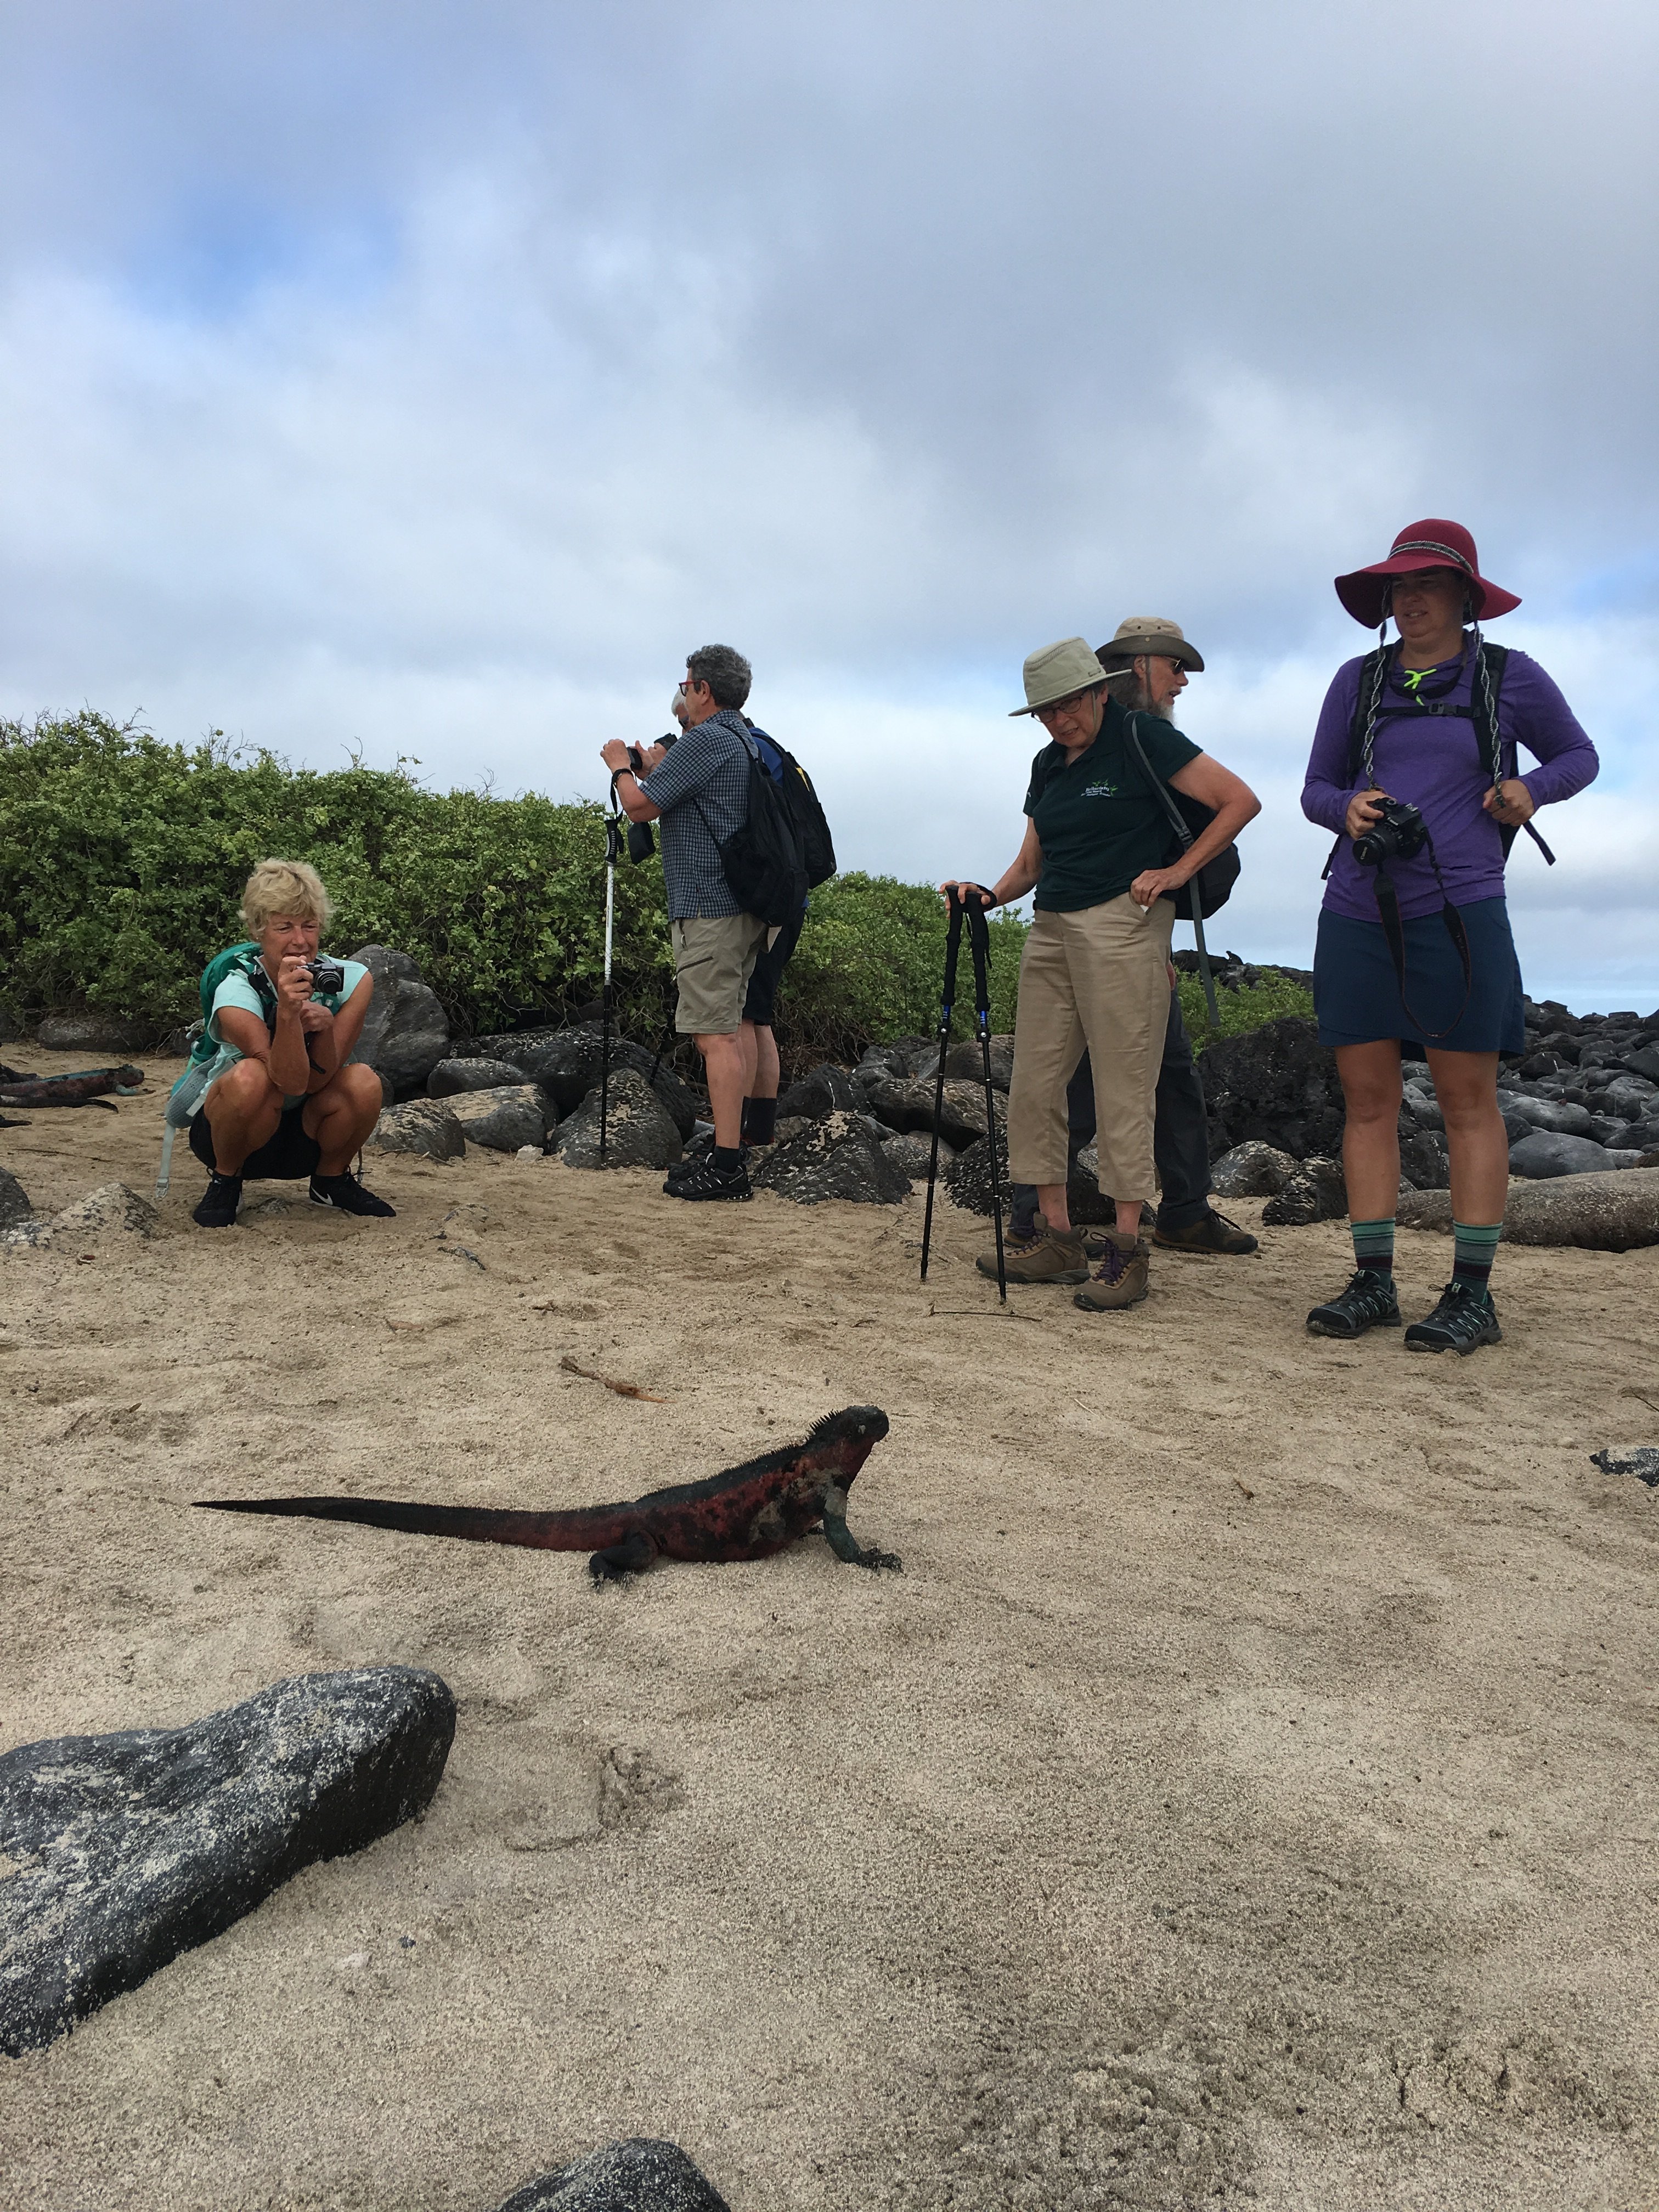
[1008,989,1211,1235]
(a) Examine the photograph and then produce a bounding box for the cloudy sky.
[2,1,1655,1008]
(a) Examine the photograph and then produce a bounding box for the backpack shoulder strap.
[1470,642,1510,777]
[1122,713,1194,850]
[1345,647,1391,785]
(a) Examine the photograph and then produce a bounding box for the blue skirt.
[1314,896,1525,1054]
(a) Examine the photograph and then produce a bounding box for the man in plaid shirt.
[602,644,768,1201]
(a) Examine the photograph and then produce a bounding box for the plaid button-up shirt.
[640,707,755,919]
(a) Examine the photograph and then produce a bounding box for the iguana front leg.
[820,1484,902,1572]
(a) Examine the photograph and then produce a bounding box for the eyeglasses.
[1034,688,1099,723]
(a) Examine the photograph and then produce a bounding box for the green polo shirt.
[1023,698,1201,913]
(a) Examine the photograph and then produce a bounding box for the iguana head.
[799,1404,889,1490]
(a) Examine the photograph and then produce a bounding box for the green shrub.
[1178,967,1315,1050]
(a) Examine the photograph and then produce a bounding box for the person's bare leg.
[1036,1180,1070,1232]
[303,1064,385,1175]
[697,1031,746,1149]
[1425,1049,1506,1222]
[1335,1041,1403,1218]
[749,1022,781,1101]
[201,1058,283,1173]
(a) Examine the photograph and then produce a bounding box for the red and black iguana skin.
[196,1404,898,1581]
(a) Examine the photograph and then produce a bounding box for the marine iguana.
[196,1404,899,1580]
[0,1065,145,1110]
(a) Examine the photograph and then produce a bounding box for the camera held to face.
[303,957,347,995]
[1352,797,1427,868]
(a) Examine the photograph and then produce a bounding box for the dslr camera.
[625,731,678,864]
[1352,797,1427,868]
[303,957,347,995]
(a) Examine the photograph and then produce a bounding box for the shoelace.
[1094,1243,1128,1285]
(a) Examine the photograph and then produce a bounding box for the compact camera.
[624,732,679,864]
[1352,797,1427,868]
[304,957,347,995]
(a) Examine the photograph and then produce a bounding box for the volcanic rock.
[0,1163,37,1232]
[0,1667,455,2056]
[523,1029,696,1139]
[1199,1017,1346,1161]
[1398,1127,1451,1190]
[1590,1448,1659,1488]
[1209,1141,1299,1198]
[867,1075,1008,1150]
[917,1035,1015,1091]
[776,1063,861,1119]
[495,2137,731,2212]
[35,1010,155,1053]
[48,1183,161,1245]
[446,1084,557,1154]
[368,1098,467,1160]
[1262,1156,1347,1226]
[552,1069,683,1171]
[749,1111,910,1205]
[1499,1093,1596,1136]
[881,1131,943,1180]
[427,1057,536,1099]
[1509,1131,1645,1179]
[345,946,450,1096]
[1398,1168,1659,1250]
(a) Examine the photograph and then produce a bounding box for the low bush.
[1178,968,1316,1050]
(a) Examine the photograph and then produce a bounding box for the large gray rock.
[867,1075,1007,1150]
[496,2138,730,2212]
[552,1069,683,1171]
[1509,1130,1646,1179]
[459,1026,566,1069]
[1499,1093,1596,1136]
[524,1029,697,1141]
[853,1037,931,1089]
[367,1098,467,1160]
[882,1130,945,1180]
[0,1667,455,2056]
[1626,1045,1659,1083]
[1262,1156,1347,1226]
[1398,1168,1659,1250]
[776,1062,862,1119]
[447,1084,557,1154]
[35,1010,154,1053]
[427,1057,540,1101]
[920,1035,1015,1092]
[1209,1140,1298,1198]
[1398,1126,1451,1190]
[0,1163,36,1232]
[750,1111,911,1205]
[345,946,450,1096]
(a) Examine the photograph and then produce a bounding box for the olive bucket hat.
[1094,616,1205,673]
[1009,636,1110,716]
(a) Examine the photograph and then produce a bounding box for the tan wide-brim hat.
[1094,616,1205,673]
[1009,636,1110,716]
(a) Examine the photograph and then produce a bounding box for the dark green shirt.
[1022,698,1201,912]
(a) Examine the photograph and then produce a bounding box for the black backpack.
[693,726,810,926]
[749,726,837,889]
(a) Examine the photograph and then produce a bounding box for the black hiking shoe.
[665,1135,738,1189]
[1404,1280,1502,1356]
[665,1154,752,1202]
[310,1171,397,1218]
[193,1171,244,1228]
[1154,1209,1260,1256]
[1306,1269,1401,1338]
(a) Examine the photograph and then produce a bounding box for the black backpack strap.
[1470,640,1555,866]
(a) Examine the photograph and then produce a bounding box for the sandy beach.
[3,1049,1658,2211]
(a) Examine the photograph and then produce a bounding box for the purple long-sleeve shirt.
[1302,641,1598,921]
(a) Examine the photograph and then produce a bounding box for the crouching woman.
[187,860,393,1228]
[945,638,1259,1312]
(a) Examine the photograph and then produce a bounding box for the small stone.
[1590,1448,1659,1488]
[368,1099,466,1161]
[749,1111,911,1205]
[445,1085,556,1154]
[427,1057,537,1099]
[0,1667,455,2056]
[552,1069,684,1171]
[1209,1140,1298,1198]
[49,1183,160,1243]
[494,2137,731,2211]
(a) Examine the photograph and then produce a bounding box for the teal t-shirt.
[1023,698,1201,912]
[176,955,369,1115]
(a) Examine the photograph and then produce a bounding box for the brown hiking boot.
[1073,1229,1150,1311]
[979,1216,1088,1284]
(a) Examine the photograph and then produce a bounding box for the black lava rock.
[0,1163,37,1232]
[776,1062,861,1119]
[1199,1017,1346,1161]
[1262,1155,1348,1225]
[0,1667,455,2056]
[427,1057,536,1098]
[552,1069,683,1171]
[522,1029,697,1140]
[344,946,450,1097]
[867,1075,1007,1150]
[749,1111,911,1205]
[1398,1127,1450,1190]
[495,2137,731,2211]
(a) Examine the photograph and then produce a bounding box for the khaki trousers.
[1005,895,1177,1201]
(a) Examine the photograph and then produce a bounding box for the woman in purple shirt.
[1300,518,1597,1355]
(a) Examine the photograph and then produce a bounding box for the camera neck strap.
[1371,828,1472,1043]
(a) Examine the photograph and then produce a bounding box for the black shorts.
[190,1098,321,1181]
[742,905,805,1028]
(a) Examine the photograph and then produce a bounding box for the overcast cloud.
[2,0,1655,1006]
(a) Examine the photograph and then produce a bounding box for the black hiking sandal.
[310,1171,397,1218]
[192,1171,244,1229]
[665,1154,752,1202]
[1306,1269,1401,1338]
[1404,1279,1502,1356]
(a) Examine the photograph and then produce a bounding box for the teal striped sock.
[1453,1220,1501,1291]
[1351,1217,1395,1276]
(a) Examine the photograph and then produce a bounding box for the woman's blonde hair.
[241,859,333,934]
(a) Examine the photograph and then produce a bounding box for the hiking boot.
[1155,1209,1259,1256]
[666,1154,752,1202]
[1306,1270,1401,1338]
[310,1171,396,1218]
[192,1171,244,1228]
[665,1135,735,1189]
[1404,1280,1503,1356]
[980,1218,1087,1284]
[1073,1229,1150,1311]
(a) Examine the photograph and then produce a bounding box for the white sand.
[3,1051,1658,2210]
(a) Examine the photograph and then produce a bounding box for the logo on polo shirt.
[1080,780,1119,798]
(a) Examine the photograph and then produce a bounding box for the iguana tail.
[194,1495,640,1553]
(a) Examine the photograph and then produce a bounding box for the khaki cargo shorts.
[671,913,769,1035]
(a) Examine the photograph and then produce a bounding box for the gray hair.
[685,643,753,710]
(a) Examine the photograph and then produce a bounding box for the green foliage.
[1178,967,1315,1051]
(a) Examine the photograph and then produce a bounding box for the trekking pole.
[600,788,623,1159]
[966,896,1007,1305]
[918,890,965,1285]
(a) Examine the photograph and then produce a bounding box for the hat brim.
[1335,555,1521,628]
[1096,637,1205,673]
[1008,680,1110,718]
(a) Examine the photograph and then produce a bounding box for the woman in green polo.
[945,637,1259,1310]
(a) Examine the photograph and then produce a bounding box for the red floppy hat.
[1334,518,1521,627]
